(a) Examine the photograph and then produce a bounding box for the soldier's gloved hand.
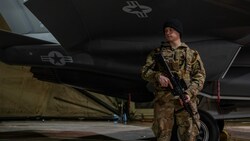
[179,94,190,106]
[158,75,173,89]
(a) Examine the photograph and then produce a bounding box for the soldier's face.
[164,27,180,42]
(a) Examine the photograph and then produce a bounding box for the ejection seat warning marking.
[122,1,152,18]
[41,51,73,66]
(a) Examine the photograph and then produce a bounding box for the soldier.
[141,19,206,141]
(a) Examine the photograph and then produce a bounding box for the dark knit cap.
[163,19,183,37]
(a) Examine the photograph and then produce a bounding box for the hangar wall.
[0,62,117,119]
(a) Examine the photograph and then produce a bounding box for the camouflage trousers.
[152,92,200,141]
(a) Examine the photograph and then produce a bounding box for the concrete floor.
[0,120,249,141]
[0,120,154,141]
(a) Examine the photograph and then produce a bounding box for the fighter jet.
[0,0,250,140]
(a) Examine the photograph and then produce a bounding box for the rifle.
[155,52,200,130]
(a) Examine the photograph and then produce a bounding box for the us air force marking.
[41,51,73,66]
[123,1,152,18]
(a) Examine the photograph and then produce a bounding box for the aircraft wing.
[0,29,53,49]
[23,0,249,78]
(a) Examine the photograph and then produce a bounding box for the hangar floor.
[0,120,249,141]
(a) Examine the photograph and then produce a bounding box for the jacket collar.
[161,42,188,49]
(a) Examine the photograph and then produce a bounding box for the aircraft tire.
[198,110,220,141]
[171,109,220,141]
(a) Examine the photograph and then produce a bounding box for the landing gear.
[171,110,220,141]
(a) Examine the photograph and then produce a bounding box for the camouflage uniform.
[141,42,206,141]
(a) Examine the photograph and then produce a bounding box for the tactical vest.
[155,44,198,87]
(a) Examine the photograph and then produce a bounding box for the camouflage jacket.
[141,42,206,98]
